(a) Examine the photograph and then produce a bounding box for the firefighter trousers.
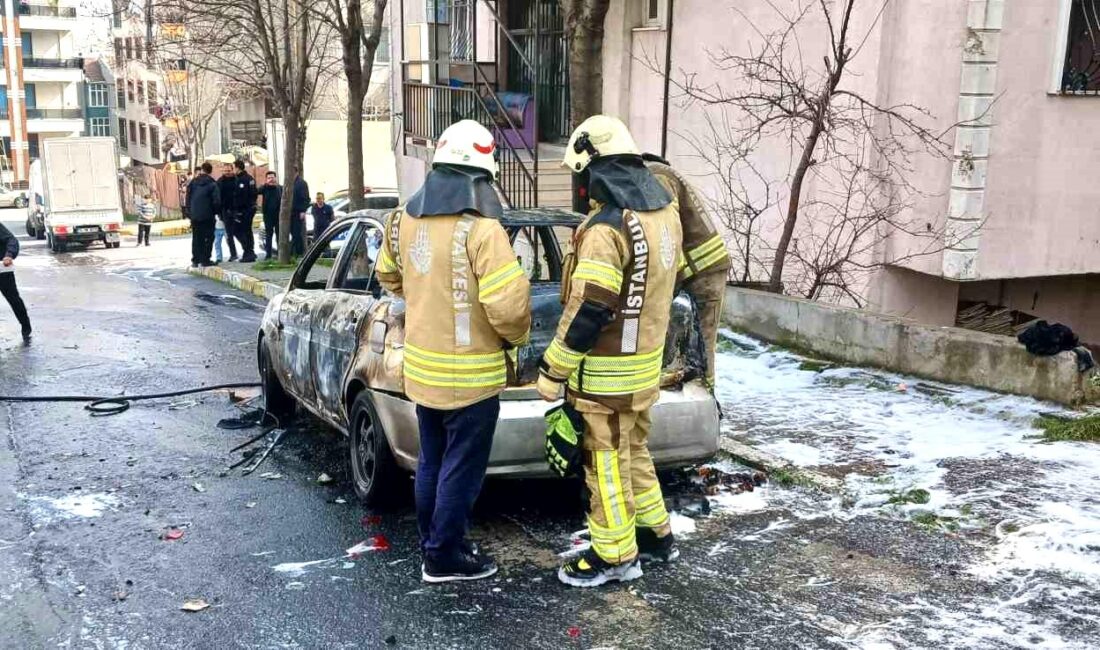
[685,271,726,384]
[577,401,671,565]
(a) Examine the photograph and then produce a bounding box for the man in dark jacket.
[185,162,221,267]
[216,163,239,261]
[1,221,32,343]
[230,159,258,262]
[291,168,310,256]
[259,171,282,260]
[309,192,334,239]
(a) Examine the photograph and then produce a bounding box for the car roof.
[346,207,583,227]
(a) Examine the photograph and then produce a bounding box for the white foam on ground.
[20,492,121,526]
[714,330,1100,645]
[669,512,697,537]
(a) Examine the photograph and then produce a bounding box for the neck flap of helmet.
[585,155,671,213]
[405,164,503,219]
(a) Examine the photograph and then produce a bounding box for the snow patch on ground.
[715,329,1100,646]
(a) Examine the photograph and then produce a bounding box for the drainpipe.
[659,0,675,159]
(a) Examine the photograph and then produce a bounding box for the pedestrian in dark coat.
[0,221,32,342]
[310,192,334,238]
[291,169,310,256]
[217,163,239,261]
[185,162,221,267]
[259,170,283,260]
[230,160,258,262]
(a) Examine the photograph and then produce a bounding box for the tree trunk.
[767,115,824,294]
[347,86,366,210]
[277,114,301,265]
[562,0,611,128]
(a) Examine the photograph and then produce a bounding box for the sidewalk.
[187,257,291,301]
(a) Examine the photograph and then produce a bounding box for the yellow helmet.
[432,119,499,177]
[562,115,640,173]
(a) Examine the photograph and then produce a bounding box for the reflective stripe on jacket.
[377,209,531,409]
[647,162,731,281]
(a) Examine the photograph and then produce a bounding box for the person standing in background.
[185,162,220,267]
[213,212,227,263]
[259,171,282,260]
[217,163,239,261]
[310,192,334,240]
[137,192,156,246]
[291,168,310,256]
[0,221,31,343]
[230,160,258,263]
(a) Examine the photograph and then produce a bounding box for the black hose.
[0,382,262,417]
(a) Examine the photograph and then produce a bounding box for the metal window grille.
[1063,0,1100,93]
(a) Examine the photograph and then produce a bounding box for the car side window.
[333,223,382,293]
[292,222,354,290]
[510,226,555,282]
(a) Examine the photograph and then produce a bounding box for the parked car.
[0,185,28,209]
[307,188,399,235]
[257,208,720,505]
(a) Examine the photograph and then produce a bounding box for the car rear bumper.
[370,381,720,478]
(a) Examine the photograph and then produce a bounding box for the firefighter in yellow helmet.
[376,120,531,583]
[642,154,731,387]
[539,115,683,587]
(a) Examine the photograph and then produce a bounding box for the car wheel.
[24,218,33,237]
[349,391,401,507]
[14,197,26,208]
[259,341,295,421]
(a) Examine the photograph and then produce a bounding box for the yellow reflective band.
[687,235,725,263]
[634,484,664,509]
[595,450,626,528]
[405,343,505,368]
[479,261,525,300]
[573,259,623,294]
[588,515,637,540]
[568,348,664,395]
[545,340,584,372]
[693,248,727,273]
[582,348,663,373]
[376,248,398,273]
[636,509,670,529]
[404,364,506,388]
[569,369,661,395]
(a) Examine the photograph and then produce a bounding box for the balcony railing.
[26,108,83,119]
[23,57,83,69]
[5,4,79,18]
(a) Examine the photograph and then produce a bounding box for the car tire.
[349,391,401,507]
[14,197,26,208]
[24,218,33,237]
[259,340,295,422]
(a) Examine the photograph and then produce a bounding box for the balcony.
[14,5,78,18]
[23,57,82,69]
[12,4,79,31]
[26,108,82,120]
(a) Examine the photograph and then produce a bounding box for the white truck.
[29,137,124,253]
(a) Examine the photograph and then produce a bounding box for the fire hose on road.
[0,382,263,416]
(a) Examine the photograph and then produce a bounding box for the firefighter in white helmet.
[539,115,684,587]
[376,119,531,583]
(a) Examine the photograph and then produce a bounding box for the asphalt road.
[0,209,1082,649]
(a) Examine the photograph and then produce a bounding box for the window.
[28,134,39,160]
[114,37,123,62]
[128,120,136,142]
[333,223,384,293]
[23,83,35,108]
[147,80,157,109]
[1061,0,1100,93]
[21,33,32,56]
[89,83,109,108]
[136,80,144,104]
[125,38,133,60]
[90,117,111,137]
[642,0,667,29]
[139,124,147,146]
[118,117,126,141]
[509,226,561,282]
[116,78,126,108]
[149,126,159,158]
[293,222,356,290]
[127,80,134,102]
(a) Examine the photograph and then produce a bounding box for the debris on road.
[241,429,287,475]
[316,473,333,484]
[161,528,184,541]
[217,408,265,430]
[191,482,206,493]
[257,472,282,480]
[333,497,347,504]
[245,501,257,508]
[180,598,210,612]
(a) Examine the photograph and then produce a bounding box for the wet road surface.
[0,211,1093,649]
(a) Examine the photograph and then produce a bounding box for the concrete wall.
[723,286,1099,406]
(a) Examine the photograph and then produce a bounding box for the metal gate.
[506,0,570,143]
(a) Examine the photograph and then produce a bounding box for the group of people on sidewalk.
[375,116,729,587]
[184,160,315,268]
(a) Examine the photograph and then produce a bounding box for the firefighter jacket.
[647,162,730,283]
[376,209,531,410]
[540,200,684,412]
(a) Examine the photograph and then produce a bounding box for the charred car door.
[278,222,354,407]
[308,220,383,425]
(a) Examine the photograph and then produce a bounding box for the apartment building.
[0,0,87,183]
[111,11,164,166]
[392,0,1100,343]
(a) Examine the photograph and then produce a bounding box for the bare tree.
[560,0,611,126]
[161,0,335,263]
[669,0,972,298]
[315,0,388,212]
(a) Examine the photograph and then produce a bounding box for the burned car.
[257,208,720,504]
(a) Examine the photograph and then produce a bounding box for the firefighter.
[538,115,683,587]
[375,120,531,583]
[643,154,731,386]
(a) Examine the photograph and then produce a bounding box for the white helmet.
[562,114,640,173]
[432,119,499,177]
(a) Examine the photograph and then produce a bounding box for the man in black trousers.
[230,160,258,262]
[185,162,220,267]
[259,171,282,260]
[0,221,32,343]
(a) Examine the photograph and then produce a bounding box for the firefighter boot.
[637,527,679,563]
[558,549,643,588]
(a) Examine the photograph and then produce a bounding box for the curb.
[718,438,843,493]
[186,265,284,301]
[121,224,192,237]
